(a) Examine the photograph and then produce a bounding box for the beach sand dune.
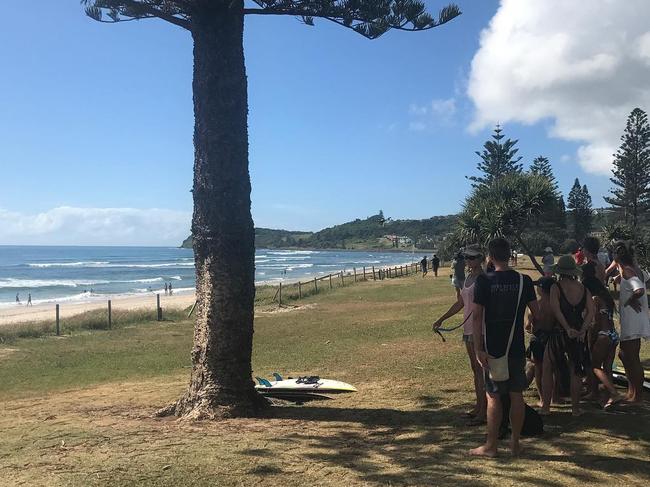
[0,293,196,327]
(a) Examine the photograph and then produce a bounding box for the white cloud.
[468,0,650,175]
[0,207,190,246]
[408,97,457,131]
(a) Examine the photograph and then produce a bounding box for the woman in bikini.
[582,273,622,409]
[433,244,486,424]
[547,255,594,416]
[526,277,556,408]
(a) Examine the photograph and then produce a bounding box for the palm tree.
[458,173,555,275]
[81,0,461,419]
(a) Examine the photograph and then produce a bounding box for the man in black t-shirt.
[470,238,538,458]
[432,254,440,277]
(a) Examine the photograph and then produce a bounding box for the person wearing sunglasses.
[433,244,486,424]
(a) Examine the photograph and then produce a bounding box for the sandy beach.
[0,292,196,327]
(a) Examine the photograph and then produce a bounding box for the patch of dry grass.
[1,273,649,486]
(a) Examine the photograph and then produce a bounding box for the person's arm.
[605,260,617,278]
[580,290,595,340]
[432,295,464,329]
[622,267,645,312]
[550,284,577,337]
[472,302,488,368]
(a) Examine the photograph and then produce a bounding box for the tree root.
[155,390,270,420]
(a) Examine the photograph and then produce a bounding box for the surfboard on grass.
[612,366,650,390]
[254,375,357,403]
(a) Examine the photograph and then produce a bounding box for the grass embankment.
[1,268,649,486]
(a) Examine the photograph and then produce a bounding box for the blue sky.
[2,0,647,245]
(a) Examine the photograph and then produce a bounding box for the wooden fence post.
[340,271,344,286]
[314,277,318,293]
[55,304,60,336]
[354,268,357,282]
[156,294,162,321]
[298,281,302,299]
[279,282,282,306]
[108,300,112,329]
[329,274,333,289]
[372,266,376,281]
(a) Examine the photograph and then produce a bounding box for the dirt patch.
[258,304,318,314]
[0,347,19,360]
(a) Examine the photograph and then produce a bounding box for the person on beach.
[432,254,440,277]
[165,282,168,296]
[582,272,622,409]
[542,248,555,277]
[433,244,486,425]
[420,256,428,277]
[451,252,466,299]
[470,238,538,457]
[15,293,20,305]
[526,277,555,408]
[27,293,32,306]
[611,241,650,404]
[548,256,594,417]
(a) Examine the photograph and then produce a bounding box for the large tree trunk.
[162,1,267,419]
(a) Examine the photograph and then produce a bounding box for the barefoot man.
[470,238,538,457]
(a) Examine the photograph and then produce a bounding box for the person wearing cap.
[548,255,594,417]
[542,247,555,277]
[431,254,440,277]
[433,244,486,425]
[451,251,466,299]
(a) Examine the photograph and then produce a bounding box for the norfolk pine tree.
[567,178,593,242]
[467,124,523,188]
[605,108,650,233]
[81,1,461,419]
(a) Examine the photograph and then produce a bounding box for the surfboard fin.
[255,377,272,387]
[272,372,283,381]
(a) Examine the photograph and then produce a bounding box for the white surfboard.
[255,376,357,395]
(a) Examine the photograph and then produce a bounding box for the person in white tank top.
[433,244,486,423]
[612,241,650,404]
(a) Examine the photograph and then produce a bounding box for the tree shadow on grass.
[246,396,650,486]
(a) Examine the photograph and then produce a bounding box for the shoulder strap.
[504,272,524,357]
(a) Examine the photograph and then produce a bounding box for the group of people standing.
[432,237,650,457]
[420,254,441,277]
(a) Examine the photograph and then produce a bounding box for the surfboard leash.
[433,312,473,342]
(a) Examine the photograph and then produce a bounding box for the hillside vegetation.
[181,213,457,250]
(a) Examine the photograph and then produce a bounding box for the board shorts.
[527,330,550,362]
[484,356,527,395]
[452,276,465,289]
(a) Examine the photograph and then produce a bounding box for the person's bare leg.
[466,341,487,420]
[509,392,525,456]
[570,366,583,416]
[620,340,643,403]
[591,337,621,402]
[534,359,544,406]
[540,348,554,414]
[469,393,500,457]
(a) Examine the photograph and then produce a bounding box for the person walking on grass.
[611,241,650,404]
[432,254,440,277]
[420,255,428,277]
[433,244,486,425]
[470,238,538,457]
[451,252,466,299]
[548,256,594,417]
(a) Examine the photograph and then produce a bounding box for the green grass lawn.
[1,271,649,486]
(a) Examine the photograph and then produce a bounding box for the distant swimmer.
[169,283,173,295]
[27,293,32,306]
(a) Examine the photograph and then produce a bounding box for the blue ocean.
[0,246,424,306]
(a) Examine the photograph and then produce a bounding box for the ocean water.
[0,246,425,306]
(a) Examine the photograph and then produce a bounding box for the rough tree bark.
[160,1,267,419]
